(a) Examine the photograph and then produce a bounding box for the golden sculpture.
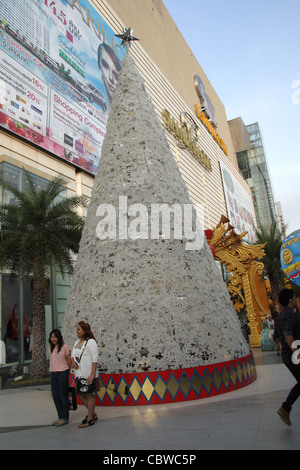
[206,215,270,347]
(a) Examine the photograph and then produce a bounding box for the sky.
[163,0,300,236]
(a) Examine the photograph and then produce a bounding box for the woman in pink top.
[49,329,71,427]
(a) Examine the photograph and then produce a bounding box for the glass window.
[1,275,33,365]
[0,161,68,202]
[22,280,33,362]
[1,276,18,364]
[1,163,21,206]
[0,161,69,368]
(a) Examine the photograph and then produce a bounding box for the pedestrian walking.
[275,288,300,425]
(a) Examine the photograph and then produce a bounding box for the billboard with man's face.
[0,0,127,174]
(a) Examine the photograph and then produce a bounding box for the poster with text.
[0,0,126,174]
[220,161,257,244]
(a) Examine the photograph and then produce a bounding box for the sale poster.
[0,0,127,174]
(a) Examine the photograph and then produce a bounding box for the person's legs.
[87,394,96,419]
[51,372,63,421]
[78,393,97,427]
[278,360,300,425]
[56,370,69,422]
[282,361,300,412]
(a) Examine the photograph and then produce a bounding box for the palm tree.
[0,172,87,378]
[255,222,285,312]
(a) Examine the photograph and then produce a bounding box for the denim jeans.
[50,369,69,421]
[282,360,300,412]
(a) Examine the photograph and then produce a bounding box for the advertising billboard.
[280,230,300,287]
[0,0,127,174]
[220,161,257,244]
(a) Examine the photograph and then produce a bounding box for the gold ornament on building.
[205,215,270,348]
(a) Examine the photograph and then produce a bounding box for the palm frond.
[0,172,86,280]
[255,222,285,284]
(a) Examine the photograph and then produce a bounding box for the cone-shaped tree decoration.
[63,52,252,399]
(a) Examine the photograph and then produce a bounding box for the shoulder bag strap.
[77,340,88,364]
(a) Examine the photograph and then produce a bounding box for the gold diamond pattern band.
[91,352,256,406]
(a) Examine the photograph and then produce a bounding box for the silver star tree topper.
[115,27,139,50]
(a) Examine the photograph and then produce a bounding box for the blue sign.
[280,229,300,286]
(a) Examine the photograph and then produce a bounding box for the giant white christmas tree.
[62,48,253,403]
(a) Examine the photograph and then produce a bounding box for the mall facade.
[0,0,259,372]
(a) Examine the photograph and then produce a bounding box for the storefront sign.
[195,104,228,156]
[0,0,127,175]
[194,74,217,128]
[193,75,228,156]
[162,109,212,172]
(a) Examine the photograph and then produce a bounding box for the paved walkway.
[0,349,299,451]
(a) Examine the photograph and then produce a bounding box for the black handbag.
[76,377,95,394]
[74,340,94,394]
[68,386,78,410]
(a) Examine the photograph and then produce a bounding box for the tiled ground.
[0,350,299,450]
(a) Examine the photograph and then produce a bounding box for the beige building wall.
[228,117,251,153]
